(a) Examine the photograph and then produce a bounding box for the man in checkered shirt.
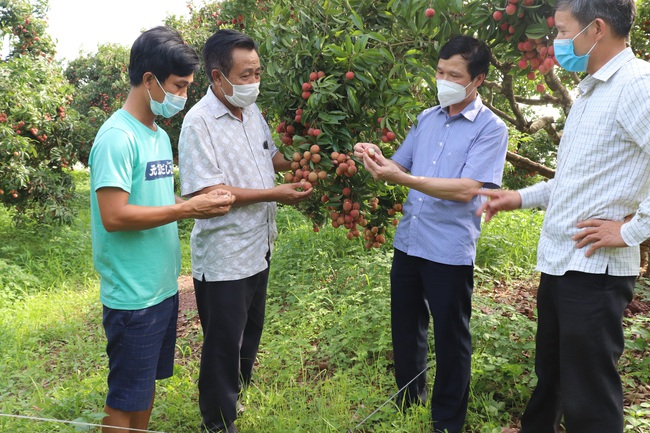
[479,1,650,432]
[179,30,312,433]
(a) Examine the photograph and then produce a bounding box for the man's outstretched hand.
[475,189,522,222]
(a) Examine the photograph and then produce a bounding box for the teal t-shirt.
[89,109,180,310]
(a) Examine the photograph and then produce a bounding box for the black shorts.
[102,293,178,412]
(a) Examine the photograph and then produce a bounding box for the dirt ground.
[175,275,202,360]
[484,277,650,319]
[177,275,197,321]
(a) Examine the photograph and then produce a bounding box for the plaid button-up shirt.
[520,48,650,276]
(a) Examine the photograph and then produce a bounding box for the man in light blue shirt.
[355,35,508,433]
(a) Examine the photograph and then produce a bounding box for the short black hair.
[203,29,257,82]
[555,0,636,38]
[439,36,491,80]
[128,26,200,86]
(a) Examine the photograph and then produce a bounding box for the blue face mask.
[553,21,598,73]
[148,76,187,118]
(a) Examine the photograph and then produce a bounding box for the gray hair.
[555,0,636,38]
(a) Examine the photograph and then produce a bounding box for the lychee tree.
[465,0,649,279]
[157,0,650,248]
[0,0,56,59]
[64,43,131,165]
[256,0,456,247]
[473,0,567,181]
[188,0,468,247]
[0,0,82,225]
[63,0,650,249]
[191,0,562,247]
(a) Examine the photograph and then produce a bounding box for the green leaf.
[350,10,363,30]
[526,22,550,40]
[346,86,360,114]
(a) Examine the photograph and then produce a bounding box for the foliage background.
[2,0,650,232]
[1,0,650,431]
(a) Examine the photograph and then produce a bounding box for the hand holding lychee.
[207,188,235,202]
[275,182,313,205]
[360,148,403,184]
[189,188,236,218]
[353,142,381,159]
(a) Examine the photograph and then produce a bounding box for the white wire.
[346,364,430,432]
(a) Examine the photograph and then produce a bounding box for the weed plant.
[0,172,648,432]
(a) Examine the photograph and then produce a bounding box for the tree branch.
[528,116,555,135]
[515,95,560,106]
[502,73,528,129]
[482,79,502,92]
[506,151,556,179]
[544,123,562,146]
[481,97,517,126]
[544,69,574,116]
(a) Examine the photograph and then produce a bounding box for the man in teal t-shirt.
[89,27,235,433]
[90,110,181,310]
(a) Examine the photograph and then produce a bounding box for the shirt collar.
[578,47,635,95]
[461,95,483,122]
[206,85,251,121]
[441,94,483,122]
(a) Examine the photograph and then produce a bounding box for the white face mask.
[436,79,475,108]
[220,72,260,108]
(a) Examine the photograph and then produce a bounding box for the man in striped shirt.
[479,1,650,432]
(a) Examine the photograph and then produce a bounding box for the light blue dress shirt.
[392,96,508,266]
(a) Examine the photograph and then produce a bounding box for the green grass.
[476,209,544,281]
[0,170,648,432]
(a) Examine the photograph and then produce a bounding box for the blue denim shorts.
[102,293,178,412]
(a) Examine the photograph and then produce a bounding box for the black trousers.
[390,249,474,433]
[520,271,634,433]
[194,267,269,432]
